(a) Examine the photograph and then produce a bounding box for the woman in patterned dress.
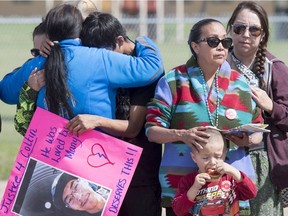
[145,18,263,216]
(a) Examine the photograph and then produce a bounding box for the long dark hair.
[188,18,223,59]
[44,4,83,118]
[227,1,270,90]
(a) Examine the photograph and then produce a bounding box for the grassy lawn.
[0,23,35,180]
[0,120,22,180]
[0,22,287,180]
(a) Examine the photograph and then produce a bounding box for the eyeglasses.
[30,48,40,57]
[197,37,232,49]
[232,24,262,37]
[64,179,80,209]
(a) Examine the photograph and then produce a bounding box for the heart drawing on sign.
[87,143,115,168]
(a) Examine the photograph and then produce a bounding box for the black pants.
[165,207,177,216]
[118,183,162,216]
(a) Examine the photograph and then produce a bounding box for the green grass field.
[0,23,287,180]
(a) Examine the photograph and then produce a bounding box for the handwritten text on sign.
[0,108,142,216]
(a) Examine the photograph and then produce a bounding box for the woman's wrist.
[173,129,186,142]
[248,132,263,146]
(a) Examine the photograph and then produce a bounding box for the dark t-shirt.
[116,43,163,186]
[116,75,163,186]
[115,45,163,186]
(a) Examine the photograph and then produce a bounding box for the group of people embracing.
[0,1,287,216]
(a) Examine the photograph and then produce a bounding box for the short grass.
[0,119,22,180]
[0,22,287,180]
[0,23,34,180]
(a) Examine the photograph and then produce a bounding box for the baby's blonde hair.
[191,128,227,153]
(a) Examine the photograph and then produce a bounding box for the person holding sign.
[145,18,263,216]
[65,12,163,216]
[14,11,163,216]
[172,128,257,215]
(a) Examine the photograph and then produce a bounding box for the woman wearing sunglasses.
[227,1,288,215]
[145,18,263,216]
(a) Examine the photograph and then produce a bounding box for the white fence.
[0,4,288,195]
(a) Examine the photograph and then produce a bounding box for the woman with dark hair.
[227,1,288,215]
[31,22,46,57]
[145,18,263,216]
[13,11,164,215]
[0,3,163,121]
[43,3,83,118]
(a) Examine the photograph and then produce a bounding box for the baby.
[172,128,257,216]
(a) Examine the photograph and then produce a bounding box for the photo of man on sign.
[1,108,142,216]
[12,159,111,216]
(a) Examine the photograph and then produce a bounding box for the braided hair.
[253,42,267,89]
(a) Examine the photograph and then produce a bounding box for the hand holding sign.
[1,108,142,216]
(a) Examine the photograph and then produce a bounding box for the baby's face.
[191,141,226,173]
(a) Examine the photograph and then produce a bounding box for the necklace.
[231,52,259,87]
[199,68,220,127]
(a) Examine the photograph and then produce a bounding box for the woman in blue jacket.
[0,3,163,120]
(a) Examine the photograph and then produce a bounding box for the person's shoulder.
[168,64,187,74]
[135,35,154,44]
[220,60,232,72]
[135,36,159,50]
[219,60,244,81]
[265,50,285,64]
[265,51,278,61]
[265,50,288,71]
[162,65,187,82]
[17,55,45,73]
[78,45,121,57]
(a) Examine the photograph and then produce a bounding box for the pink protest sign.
[0,107,142,216]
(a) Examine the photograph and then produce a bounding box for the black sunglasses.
[232,24,262,37]
[197,37,232,49]
[30,48,40,57]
